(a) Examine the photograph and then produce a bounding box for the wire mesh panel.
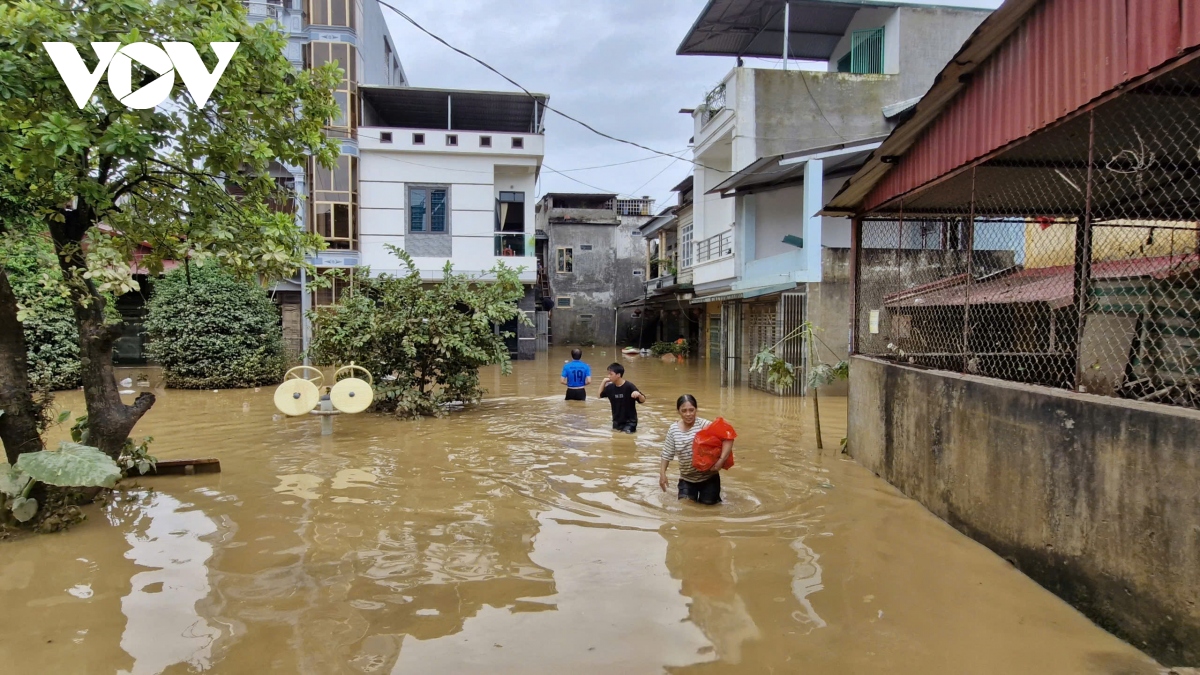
[853,57,1200,411]
[744,300,778,393]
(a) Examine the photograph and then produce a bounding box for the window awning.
[677,0,906,60]
[707,136,886,197]
[690,282,798,304]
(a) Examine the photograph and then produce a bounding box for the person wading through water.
[659,395,732,505]
[560,348,592,401]
[598,362,645,433]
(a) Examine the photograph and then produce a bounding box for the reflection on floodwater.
[119,492,222,675]
[0,348,1163,674]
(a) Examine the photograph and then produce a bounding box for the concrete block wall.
[848,356,1200,666]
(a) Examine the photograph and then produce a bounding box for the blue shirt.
[561,361,591,388]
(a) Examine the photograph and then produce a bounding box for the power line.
[541,164,620,194]
[376,0,726,172]
[628,154,685,198]
[550,149,691,173]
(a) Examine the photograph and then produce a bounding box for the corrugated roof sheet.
[885,254,1199,309]
[360,86,548,134]
[826,0,1200,215]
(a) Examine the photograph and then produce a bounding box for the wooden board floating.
[128,458,221,477]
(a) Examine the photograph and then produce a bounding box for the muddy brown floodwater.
[0,348,1162,674]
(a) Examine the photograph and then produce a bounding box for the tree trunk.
[50,207,154,458]
[0,267,44,464]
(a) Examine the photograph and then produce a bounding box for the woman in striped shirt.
[659,395,733,505]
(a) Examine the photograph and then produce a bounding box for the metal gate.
[745,301,778,392]
[777,292,807,396]
[720,301,743,387]
[535,311,549,352]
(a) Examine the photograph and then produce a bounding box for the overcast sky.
[382,0,1004,210]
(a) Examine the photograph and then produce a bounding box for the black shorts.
[565,388,586,401]
[678,474,721,505]
[613,421,637,433]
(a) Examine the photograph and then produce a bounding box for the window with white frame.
[680,223,694,268]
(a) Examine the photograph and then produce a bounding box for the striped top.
[661,417,716,484]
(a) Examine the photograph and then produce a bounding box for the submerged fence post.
[1072,111,1097,390]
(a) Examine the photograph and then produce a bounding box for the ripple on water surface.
[0,349,1162,675]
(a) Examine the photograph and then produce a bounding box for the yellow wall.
[1024,220,1199,269]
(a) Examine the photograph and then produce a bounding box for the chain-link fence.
[854,59,1200,410]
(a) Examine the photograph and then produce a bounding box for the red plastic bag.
[692,418,737,472]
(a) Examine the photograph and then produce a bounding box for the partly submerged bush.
[307,247,527,417]
[145,264,287,389]
[650,339,689,356]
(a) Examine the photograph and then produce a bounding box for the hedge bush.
[0,235,81,391]
[145,265,287,389]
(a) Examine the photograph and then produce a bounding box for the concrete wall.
[753,188,804,261]
[805,248,853,396]
[542,215,648,346]
[895,7,990,102]
[848,357,1200,666]
[752,69,898,157]
[357,0,403,86]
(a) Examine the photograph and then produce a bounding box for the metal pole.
[849,215,861,355]
[963,167,977,373]
[782,2,790,71]
[1073,111,1097,390]
[300,266,310,366]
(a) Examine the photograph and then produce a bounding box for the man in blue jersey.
[560,349,592,401]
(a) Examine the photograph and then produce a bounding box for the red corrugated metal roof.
[851,0,1200,214]
[885,254,1199,309]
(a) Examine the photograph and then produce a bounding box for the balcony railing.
[615,198,654,217]
[243,0,286,21]
[695,230,733,264]
[495,233,527,257]
[700,82,726,126]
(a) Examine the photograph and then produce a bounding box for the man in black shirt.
[598,362,645,433]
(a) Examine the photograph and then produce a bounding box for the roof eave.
[824,0,1043,215]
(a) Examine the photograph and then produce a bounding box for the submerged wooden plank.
[128,458,221,477]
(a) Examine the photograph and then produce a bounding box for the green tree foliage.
[308,247,528,418]
[0,0,340,457]
[145,265,287,389]
[0,234,80,390]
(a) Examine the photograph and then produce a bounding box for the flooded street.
[0,348,1159,674]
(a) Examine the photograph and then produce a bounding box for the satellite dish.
[274,378,319,416]
[330,364,374,413]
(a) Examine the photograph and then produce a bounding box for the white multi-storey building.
[245,1,547,360]
[675,0,991,391]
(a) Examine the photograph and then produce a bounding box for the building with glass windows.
[245,1,545,360]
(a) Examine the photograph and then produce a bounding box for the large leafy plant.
[307,247,528,417]
[144,264,288,388]
[0,442,121,523]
